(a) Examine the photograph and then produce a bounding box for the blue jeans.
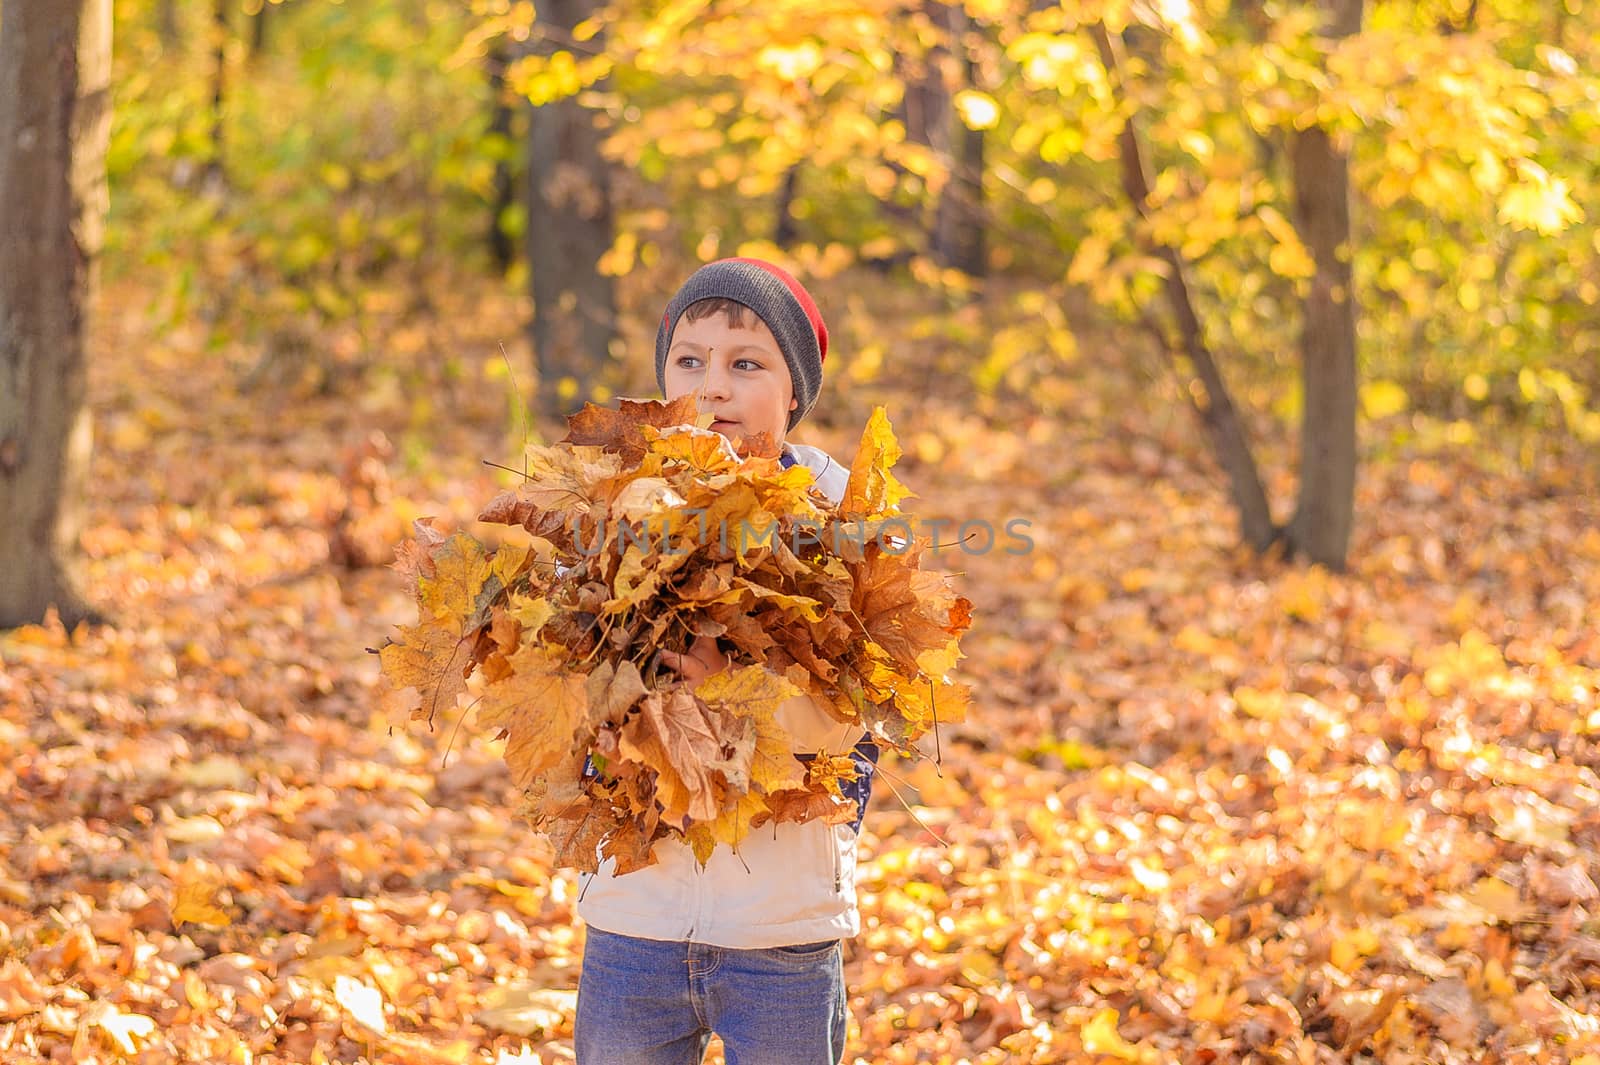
[575,926,847,1065]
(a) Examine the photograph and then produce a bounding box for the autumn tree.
[524,0,617,415]
[933,3,987,277]
[1286,0,1364,566]
[206,0,228,187]
[0,0,112,627]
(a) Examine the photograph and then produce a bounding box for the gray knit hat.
[654,257,829,430]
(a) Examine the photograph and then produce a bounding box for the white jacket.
[576,442,870,948]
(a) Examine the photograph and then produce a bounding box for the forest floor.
[3,270,1600,1064]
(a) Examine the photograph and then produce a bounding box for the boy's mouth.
[709,419,739,434]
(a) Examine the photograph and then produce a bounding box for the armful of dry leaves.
[376,396,973,873]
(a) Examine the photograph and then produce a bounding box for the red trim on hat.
[726,257,829,364]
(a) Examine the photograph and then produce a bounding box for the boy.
[573,258,879,1064]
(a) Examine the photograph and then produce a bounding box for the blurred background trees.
[7,0,1596,620]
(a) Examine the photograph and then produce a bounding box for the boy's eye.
[674,355,701,369]
[734,358,763,371]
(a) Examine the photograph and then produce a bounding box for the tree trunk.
[883,0,953,255]
[0,0,111,628]
[933,4,986,276]
[206,0,228,186]
[249,0,269,58]
[1285,0,1363,570]
[486,40,517,274]
[774,164,800,247]
[525,0,616,416]
[158,0,181,50]
[1090,24,1278,553]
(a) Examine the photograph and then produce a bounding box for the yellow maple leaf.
[806,752,860,800]
[685,790,769,866]
[733,579,826,621]
[891,672,972,732]
[508,592,555,635]
[691,481,779,566]
[752,462,824,517]
[1079,1007,1142,1060]
[915,636,964,680]
[612,544,660,604]
[490,542,531,588]
[171,867,230,928]
[696,666,805,794]
[840,406,912,520]
[379,618,474,724]
[420,533,492,624]
[475,645,588,788]
[645,424,741,474]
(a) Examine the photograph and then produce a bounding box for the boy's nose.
[700,361,732,401]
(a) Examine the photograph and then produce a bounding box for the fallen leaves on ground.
[1,275,1597,1063]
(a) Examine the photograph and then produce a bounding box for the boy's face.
[662,310,798,447]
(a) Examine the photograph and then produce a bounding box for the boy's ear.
[789,397,798,410]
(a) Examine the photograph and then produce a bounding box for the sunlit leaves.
[954,90,1000,131]
[171,867,231,929]
[378,618,474,726]
[841,406,912,521]
[381,398,970,868]
[1499,162,1585,237]
[474,645,588,788]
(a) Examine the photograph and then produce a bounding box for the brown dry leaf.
[703,711,757,793]
[696,666,806,794]
[584,659,650,730]
[1414,978,1483,1045]
[544,802,612,874]
[391,517,446,591]
[1327,987,1404,1050]
[600,814,659,875]
[496,444,627,516]
[763,786,856,826]
[563,395,704,462]
[849,546,971,673]
[619,689,730,826]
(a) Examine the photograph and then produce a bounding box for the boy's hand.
[658,635,730,685]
